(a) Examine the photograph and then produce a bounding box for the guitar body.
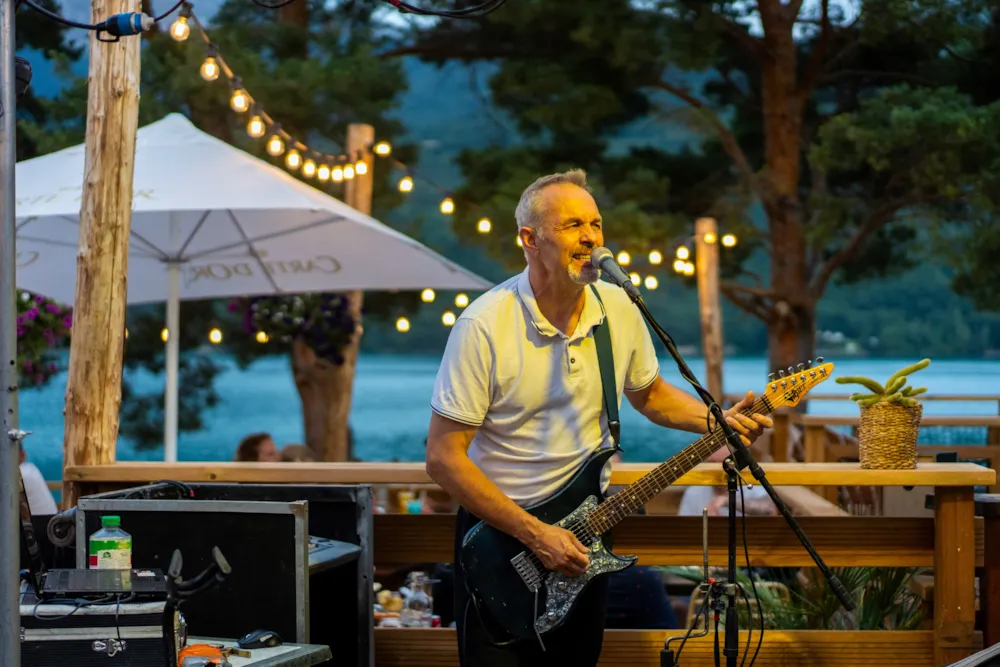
[458,447,637,644]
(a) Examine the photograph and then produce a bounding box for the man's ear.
[519,227,537,251]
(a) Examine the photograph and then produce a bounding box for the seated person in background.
[281,444,316,462]
[19,446,58,515]
[234,432,281,462]
[677,446,776,517]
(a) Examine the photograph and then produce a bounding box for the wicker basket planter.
[858,401,923,469]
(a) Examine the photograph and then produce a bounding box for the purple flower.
[227,302,239,312]
[22,360,32,371]
[33,295,44,304]
[26,308,38,320]
[48,363,57,372]
[45,303,60,313]
[63,315,73,329]
[16,327,25,338]
[16,315,24,326]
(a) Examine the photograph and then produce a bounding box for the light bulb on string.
[200,54,219,82]
[229,78,249,113]
[161,328,169,342]
[396,317,410,333]
[442,311,456,327]
[455,293,469,308]
[440,197,455,214]
[332,166,344,182]
[644,276,659,290]
[676,246,690,260]
[398,176,413,193]
[285,149,301,171]
[208,328,223,344]
[169,14,190,41]
[256,331,269,343]
[721,233,738,247]
[317,164,331,182]
[616,250,631,266]
[374,141,391,156]
[302,159,317,178]
[355,160,368,176]
[477,218,492,234]
[629,272,641,286]
[683,262,695,276]
[266,131,284,156]
[246,113,265,139]
[421,288,435,303]
[673,259,686,273]
[649,250,663,265]
[343,164,355,180]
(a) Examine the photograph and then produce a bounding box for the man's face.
[256,438,281,462]
[528,183,604,285]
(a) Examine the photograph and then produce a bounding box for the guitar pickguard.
[528,495,635,636]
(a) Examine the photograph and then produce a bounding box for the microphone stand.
[611,278,855,666]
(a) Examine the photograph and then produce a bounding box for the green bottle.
[89,515,132,570]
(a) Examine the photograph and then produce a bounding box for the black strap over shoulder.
[588,285,620,447]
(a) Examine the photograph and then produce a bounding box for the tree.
[20,0,423,458]
[396,0,1000,370]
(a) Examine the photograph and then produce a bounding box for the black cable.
[738,479,765,667]
[713,613,721,667]
[250,0,301,7]
[21,0,183,31]
[153,0,187,22]
[380,0,506,18]
[672,588,711,665]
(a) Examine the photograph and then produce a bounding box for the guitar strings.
[523,395,779,573]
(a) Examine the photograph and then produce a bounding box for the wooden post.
[291,124,373,462]
[695,218,724,403]
[980,495,1000,648]
[61,0,142,507]
[933,486,977,664]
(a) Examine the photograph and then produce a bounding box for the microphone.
[591,247,641,301]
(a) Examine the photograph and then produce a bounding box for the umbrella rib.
[176,210,212,258]
[55,214,169,260]
[182,215,346,260]
[225,211,283,294]
[18,235,163,258]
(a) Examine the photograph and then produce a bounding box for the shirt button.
[570,358,576,364]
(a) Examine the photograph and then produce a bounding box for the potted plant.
[834,359,930,469]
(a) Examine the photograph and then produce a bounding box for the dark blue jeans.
[453,507,610,667]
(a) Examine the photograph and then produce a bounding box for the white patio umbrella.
[14,113,494,461]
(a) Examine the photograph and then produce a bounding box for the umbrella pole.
[164,263,180,462]
[0,0,20,664]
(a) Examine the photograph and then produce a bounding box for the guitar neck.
[589,395,776,531]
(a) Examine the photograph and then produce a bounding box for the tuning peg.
[787,366,794,376]
[796,363,805,372]
[768,373,776,382]
[806,359,813,368]
[816,356,824,364]
[777,369,785,378]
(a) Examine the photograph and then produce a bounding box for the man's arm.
[425,412,589,576]
[625,376,713,434]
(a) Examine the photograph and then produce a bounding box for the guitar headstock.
[762,357,834,410]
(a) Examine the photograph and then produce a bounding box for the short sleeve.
[430,318,494,426]
[624,306,659,391]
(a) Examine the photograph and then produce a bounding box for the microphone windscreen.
[590,247,613,268]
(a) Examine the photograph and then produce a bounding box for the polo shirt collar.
[515,267,606,340]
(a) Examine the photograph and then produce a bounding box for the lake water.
[15,354,1000,483]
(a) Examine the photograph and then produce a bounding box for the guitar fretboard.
[585,395,775,535]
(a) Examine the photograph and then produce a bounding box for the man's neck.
[528,264,586,335]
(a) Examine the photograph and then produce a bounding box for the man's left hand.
[720,390,773,447]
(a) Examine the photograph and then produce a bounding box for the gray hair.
[514,169,591,239]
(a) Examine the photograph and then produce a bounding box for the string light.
[200,51,219,81]
[229,79,249,113]
[442,311,456,326]
[629,272,640,286]
[616,251,631,266]
[317,164,331,181]
[246,113,265,139]
[455,293,469,307]
[477,218,491,234]
[209,328,223,344]
[396,317,410,332]
[161,328,169,342]
[285,149,301,170]
[673,259,686,273]
[649,250,662,265]
[644,276,658,290]
[355,160,368,175]
[332,166,344,182]
[374,141,392,156]
[440,198,455,214]
[421,288,436,303]
[256,331,269,343]
[343,164,355,180]
[302,159,317,178]
[266,134,284,156]
[676,246,690,260]
[398,176,414,193]
[722,233,738,247]
[704,232,717,244]
[169,7,190,41]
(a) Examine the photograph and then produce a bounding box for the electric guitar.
[458,358,834,646]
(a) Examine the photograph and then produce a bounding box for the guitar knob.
[816,356,824,364]
[547,612,556,622]
[558,580,568,590]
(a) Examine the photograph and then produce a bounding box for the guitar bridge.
[511,552,542,591]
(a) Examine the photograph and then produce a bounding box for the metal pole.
[0,0,21,663]
[163,262,179,462]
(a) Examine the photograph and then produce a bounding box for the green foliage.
[837,359,931,407]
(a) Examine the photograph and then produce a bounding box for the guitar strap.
[588,285,620,447]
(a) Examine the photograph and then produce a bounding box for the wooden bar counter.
[65,461,995,666]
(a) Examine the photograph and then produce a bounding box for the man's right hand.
[526,522,590,577]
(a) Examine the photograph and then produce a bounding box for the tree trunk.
[62,0,141,506]
[759,5,815,374]
[291,125,373,462]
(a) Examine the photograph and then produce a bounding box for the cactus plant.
[835,359,930,408]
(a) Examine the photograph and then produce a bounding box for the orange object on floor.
[178,643,228,666]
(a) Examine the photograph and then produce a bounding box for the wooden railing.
[62,461,995,667]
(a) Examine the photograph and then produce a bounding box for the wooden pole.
[61,0,142,507]
[291,125,373,462]
[695,217,724,404]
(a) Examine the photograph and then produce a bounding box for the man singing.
[426,169,772,666]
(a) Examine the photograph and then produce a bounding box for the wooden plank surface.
[372,514,985,568]
[374,628,965,667]
[933,487,978,664]
[62,461,995,487]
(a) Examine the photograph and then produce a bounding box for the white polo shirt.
[430,267,660,506]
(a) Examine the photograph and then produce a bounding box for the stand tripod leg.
[724,460,739,667]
